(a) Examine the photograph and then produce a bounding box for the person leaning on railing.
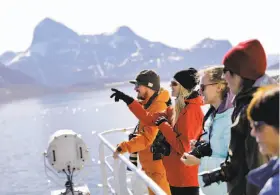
[111,70,172,195]
[110,68,204,195]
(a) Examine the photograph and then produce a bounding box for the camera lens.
[200,168,224,187]
[189,141,212,159]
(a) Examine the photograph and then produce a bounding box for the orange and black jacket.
[118,89,171,173]
[128,91,204,187]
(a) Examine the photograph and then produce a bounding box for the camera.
[150,132,171,160]
[127,133,138,171]
[189,140,212,159]
[128,133,137,141]
[199,161,235,187]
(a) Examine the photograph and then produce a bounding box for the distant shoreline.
[1,72,279,105]
[0,79,165,105]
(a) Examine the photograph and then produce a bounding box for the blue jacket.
[199,107,233,195]
[198,92,234,195]
[248,157,279,195]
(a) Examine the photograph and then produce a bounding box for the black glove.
[110,88,134,105]
[155,116,168,126]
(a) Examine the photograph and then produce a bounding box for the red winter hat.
[222,39,267,80]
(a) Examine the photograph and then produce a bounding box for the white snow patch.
[191,40,217,49]
[131,51,140,57]
[134,40,142,50]
[8,52,29,65]
[97,64,105,76]
[118,58,129,67]
[156,58,161,68]
[168,56,183,61]
[131,40,142,57]
[202,43,215,48]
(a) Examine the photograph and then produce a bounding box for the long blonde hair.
[173,85,191,123]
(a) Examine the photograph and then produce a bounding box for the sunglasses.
[223,68,234,75]
[200,83,219,92]
[134,83,141,88]
[171,80,179,86]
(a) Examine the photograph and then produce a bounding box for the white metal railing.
[98,127,167,195]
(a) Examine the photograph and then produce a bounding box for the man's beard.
[137,90,147,100]
[137,93,145,100]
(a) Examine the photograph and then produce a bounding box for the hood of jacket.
[216,91,234,114]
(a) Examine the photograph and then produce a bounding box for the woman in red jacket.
[111,68,204,195]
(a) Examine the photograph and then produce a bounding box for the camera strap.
[202,106,215,132]
[198,106,215,142]
[208,109,219,141]
[144,91,159,109]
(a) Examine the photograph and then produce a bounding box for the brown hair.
[201,66,229,98]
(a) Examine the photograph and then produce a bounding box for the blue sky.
[0,0,279,54]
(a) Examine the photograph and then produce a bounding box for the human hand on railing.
[180,153,201,166]
[113,146,122,159]
[110,88,134,105]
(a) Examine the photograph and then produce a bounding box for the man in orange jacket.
[111,70,171,195]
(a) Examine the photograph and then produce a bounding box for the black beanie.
[173,68,199,90]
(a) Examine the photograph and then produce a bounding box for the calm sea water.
[0,82,176,195]
[1,68,278,195]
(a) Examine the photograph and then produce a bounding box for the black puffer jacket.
[226,87,268,195]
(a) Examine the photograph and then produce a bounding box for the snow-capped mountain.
[0,51,18,65]
[0,62,36,85]
[1,18,232,87]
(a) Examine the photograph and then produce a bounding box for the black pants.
[170,186,199,195]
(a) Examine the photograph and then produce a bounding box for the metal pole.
[98,142,109,195]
